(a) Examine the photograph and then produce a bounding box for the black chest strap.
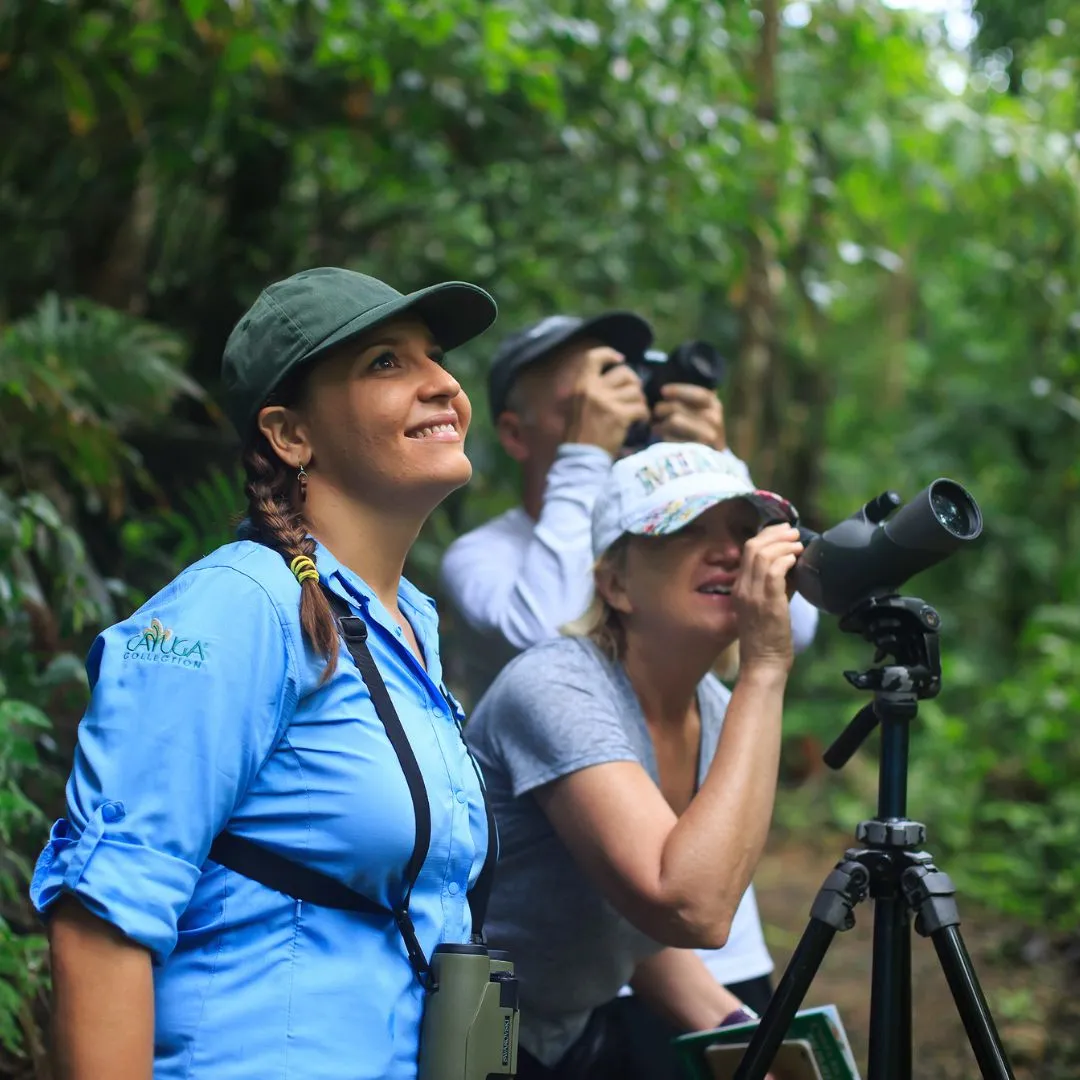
[209,587,497,990]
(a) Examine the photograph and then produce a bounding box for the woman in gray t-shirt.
[466,441,800,1079]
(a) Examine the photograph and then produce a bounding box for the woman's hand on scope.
[733,523,804,675]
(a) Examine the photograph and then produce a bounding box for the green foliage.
[0,294,203,514]
[0,491,111,693]
[0,292,206,1068]
[121,465,246,587]
[0,918,48,1064]
[0,492,95,1060]
[908,605,1080,930]
[0,693,53,912]
[3,0,1080,1070]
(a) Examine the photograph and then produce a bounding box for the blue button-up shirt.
[31,540,490,1079]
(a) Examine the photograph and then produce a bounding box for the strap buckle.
[338,615,368,642]
[395,908,435,990]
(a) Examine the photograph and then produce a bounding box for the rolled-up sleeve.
[30,565,297,962]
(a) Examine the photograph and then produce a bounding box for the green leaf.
[181,0,211,21]
[0,700,52,732]
[51,51,97,133]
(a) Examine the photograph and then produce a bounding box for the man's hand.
[565,348,650,457]
[651,383,725,449]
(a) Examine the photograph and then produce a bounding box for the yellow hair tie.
[290,555,319,586]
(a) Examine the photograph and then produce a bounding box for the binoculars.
[418,943,520,1080]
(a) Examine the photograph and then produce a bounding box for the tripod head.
[823,594,943,772]
[839,594,942,698]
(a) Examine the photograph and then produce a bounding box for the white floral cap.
[591,442,797,558]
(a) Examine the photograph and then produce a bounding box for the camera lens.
[929,481,980,538]
[668,341,725,389]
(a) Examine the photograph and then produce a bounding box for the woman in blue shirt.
[31,267,499,1079]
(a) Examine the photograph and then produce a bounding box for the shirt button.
[394,626,403,637]
[447,881,460,896]
[430,704,442,719]
[456,789,467,805]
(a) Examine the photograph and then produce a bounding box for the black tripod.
[732,595,1015,1080]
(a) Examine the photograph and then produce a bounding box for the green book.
[673,1004,862,1080]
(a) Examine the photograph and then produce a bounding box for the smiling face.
[257,316,473,512]
[599,499,762,648]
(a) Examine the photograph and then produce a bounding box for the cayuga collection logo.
[124,618,208,668]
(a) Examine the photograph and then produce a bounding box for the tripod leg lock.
[856,818,926,848]
[902,862,961,937]
[809,859,870,932]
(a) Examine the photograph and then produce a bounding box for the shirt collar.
[234,527,443,665]
[315,543,445,690]
[313,540,440,634]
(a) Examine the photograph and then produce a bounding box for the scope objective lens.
[930,483,977,538]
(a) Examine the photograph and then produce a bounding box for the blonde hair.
[560,536,630,660]
[560,534,742,682]
[712,639,740,684]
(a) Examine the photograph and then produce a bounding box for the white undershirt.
[440,444,820,986]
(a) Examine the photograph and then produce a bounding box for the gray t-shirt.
[465,636,730,1066]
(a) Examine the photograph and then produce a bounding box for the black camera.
[791,480,983,616]
[609,341,726,452]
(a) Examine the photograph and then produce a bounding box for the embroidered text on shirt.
[124,617,208,668]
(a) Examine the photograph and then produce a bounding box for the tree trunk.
[86,155,158,316]
[883,242,915,409]
[730,0,780,486]
[783,131,834,527]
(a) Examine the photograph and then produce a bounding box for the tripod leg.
[903,863,1016,1080]
[733,860,869,1080]
[868,895,911,1080]
[932,928,1015,1080]
[899,901,912,1080]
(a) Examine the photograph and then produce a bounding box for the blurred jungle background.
[1,0,1078,1077]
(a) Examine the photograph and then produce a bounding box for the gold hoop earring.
[297,462,308,503]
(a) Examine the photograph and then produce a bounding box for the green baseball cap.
[221,266,498,434]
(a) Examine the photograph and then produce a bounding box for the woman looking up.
[32,267,498,1080]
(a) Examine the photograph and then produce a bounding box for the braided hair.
[241,378,339,679]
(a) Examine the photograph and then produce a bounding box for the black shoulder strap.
[330,594,498,943]
[470,776,498,940]
[209,586,498,988]
[443,687,498,943]
[209,831,386,916]
[328,596,431,896]
[324,591,434,979]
